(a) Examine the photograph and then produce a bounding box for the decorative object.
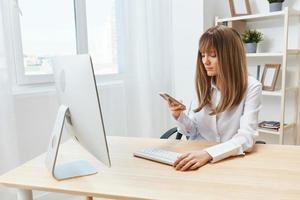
[256,65,261,80]
[261,64,281,91]
[244,43,257,53]
[229,0,252,16]
[242,29,263,53]
[221,21,246,35]
[268,0,285,12]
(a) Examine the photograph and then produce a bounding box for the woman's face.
[201,49,219,76]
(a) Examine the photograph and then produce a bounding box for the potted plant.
[242,29,263,53]
[268,0,285,12]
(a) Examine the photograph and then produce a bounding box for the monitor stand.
[45,105,97,181]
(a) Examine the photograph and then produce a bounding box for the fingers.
[176,158,204,171]
[174,151,209,171]
[189,162,203,170]
[174,153,189,166]
[181,159,197,171]
[170,104,184,112]
[167,98,185,109]
[175,155,193,170]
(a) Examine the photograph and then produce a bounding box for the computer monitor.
[45,54,111,180]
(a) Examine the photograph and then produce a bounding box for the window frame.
[11,0,120,85]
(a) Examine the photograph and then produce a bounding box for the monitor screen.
[51,54,111,167]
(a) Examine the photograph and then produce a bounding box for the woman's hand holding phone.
[159,93,186,119]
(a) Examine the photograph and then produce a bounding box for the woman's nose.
[203,56,210,65]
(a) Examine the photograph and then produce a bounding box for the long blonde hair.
[194,25,248,115]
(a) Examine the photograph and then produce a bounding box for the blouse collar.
[211,78,218,90]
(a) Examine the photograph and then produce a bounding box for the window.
[19,0,76,76]
[12,0,118,85]
[86,0,118,74]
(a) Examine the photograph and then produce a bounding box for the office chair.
[160,127,266,144]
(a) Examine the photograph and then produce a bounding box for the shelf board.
[286,87,299,93]
[262,90,281,96]
[289,9,300,16]
[262,87,299,97]
[216,8,300,23]
[258,123,296,135]
[246,49,299,58]
[247,53,283,57]
[287,49,300,55]
[258,128,280,135]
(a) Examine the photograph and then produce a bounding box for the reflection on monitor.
[45,54,111,180]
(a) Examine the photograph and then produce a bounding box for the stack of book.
[258,121,280,131]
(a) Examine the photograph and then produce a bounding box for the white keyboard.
[133,148,181,166]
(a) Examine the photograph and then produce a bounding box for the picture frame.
[261,64,281,91]
[229,0,252,17]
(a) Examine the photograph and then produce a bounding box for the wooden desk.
[1,136,300,200]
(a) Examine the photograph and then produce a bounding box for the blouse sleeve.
[204,81,262,163]
[176,111,198,137]
[174,99,205,138]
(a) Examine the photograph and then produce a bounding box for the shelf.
[262,90,281,96]
[258,123,296,135]
[215,7,300,144]
[246,49,300,58]
[247,53,283,57]
[262,87,299,97]
[287,49,300,55]
[258,128,280,135]
[216,8,300,23]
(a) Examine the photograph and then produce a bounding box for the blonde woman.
[166,25,262,171]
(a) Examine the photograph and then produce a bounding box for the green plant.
[267,0,284,3]
[242,29,263,43]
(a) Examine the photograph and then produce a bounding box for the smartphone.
[159,92,186,109]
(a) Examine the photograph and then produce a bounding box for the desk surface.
[1,136,300,200]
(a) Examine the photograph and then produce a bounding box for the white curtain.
[0,0,19,198]
[0,0,19,174]
[117,0,174,138]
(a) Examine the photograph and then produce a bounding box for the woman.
[166,25,262,171]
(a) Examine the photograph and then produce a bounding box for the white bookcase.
[215,7,300,144]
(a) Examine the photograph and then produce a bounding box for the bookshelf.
[215,7,300,144]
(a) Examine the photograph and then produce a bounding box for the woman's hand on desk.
[173,150,212,171]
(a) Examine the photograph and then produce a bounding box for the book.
[259,121,280,131]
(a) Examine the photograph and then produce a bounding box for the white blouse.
[176,76,262,163]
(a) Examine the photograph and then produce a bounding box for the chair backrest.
[160,127,188,140]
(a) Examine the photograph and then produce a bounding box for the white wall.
[172,0,204,103]
[172,0,219,103]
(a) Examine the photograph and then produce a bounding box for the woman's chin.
[206,71,216,76]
